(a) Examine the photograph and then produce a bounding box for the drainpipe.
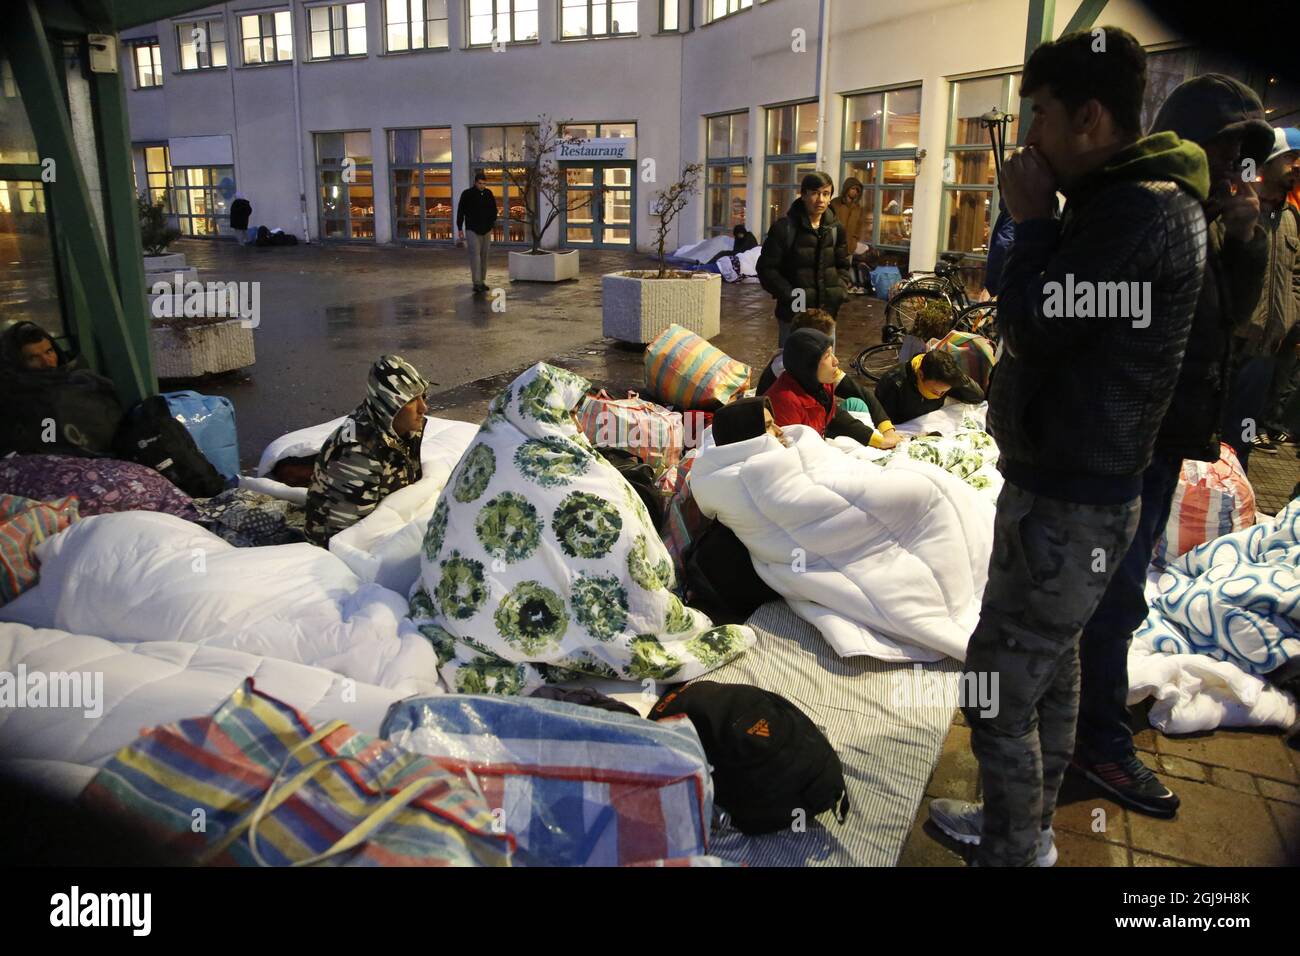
[290,11,310,242]
[815,0,832,167]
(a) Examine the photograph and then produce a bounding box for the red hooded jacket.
[765,370,837,435]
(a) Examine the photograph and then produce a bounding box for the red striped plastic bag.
[577,389,684,472]
[1152,443,1257,569]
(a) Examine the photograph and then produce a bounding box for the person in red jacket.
[765,328,883,447]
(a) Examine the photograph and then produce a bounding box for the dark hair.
[800,171,835,195]
[12,323,52,349]
[791,309,835,336]
[1020,27,1146,137]
[919,349,966,387]
[733,224,748,236]
[474,171,487,181]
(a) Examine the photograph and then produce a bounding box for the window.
[177,18,228,70]
[469,124,537,242]
[941,73,1019,280]
[140,144,174,209]
[839,86,920,269]
[131,41,163,88]
[659,0,678,32]
[386,0,450,51]
[706,0,752,23]
[173,166,235,236]
[561,0,637,38]
[240,10,294,64]
[560,121,636,139]
[390,127,454,241]
[467,0,539,46]
[309,3,368,59]
[316,131,375,239]
[705,111,748,237]
[763,101,818,233]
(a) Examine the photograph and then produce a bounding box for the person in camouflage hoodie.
[304,354,431,546]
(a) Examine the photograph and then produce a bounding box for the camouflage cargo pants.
[962,481,1139,866]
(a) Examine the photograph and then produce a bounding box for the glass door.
[562,162,634,247]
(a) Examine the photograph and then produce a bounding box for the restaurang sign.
[556,137,636,161]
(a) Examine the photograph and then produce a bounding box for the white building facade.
[119,0,1244,278]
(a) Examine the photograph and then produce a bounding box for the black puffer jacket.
[990,132,1209,503]
[757,199,851,320]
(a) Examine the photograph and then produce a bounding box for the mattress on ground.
[698,601,959,867]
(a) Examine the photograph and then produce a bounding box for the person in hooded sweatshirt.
[305,354,432,546]
[1065,74,1272,820]
[757,171,852,346]
[928,28,1209,868]
[828,176,868,293]
[764,328,883,448]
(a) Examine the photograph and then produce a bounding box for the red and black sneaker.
[1070,752,1180,819]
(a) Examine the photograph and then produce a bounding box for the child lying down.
[689,398,993,663]
[408,363,755,695]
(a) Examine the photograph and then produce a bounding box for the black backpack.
[112,396,227,498]
[684,521,779,624]
[652,681,849,835]
[597,447,666,530]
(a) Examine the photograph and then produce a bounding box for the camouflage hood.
[361,354,430,438]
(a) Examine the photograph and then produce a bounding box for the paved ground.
[172,239,1298,866]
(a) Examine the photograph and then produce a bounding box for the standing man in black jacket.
[928,29,1209,867]
[456,172,498,293]
[757,171,852,347]
[1069,75,1271,818]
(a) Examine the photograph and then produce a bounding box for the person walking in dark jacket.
[456,173,498,293]
[230,192,253,243]
[873,350,984,426]
[1067,75,1273,822]
[927,28,1209,868]
[757,171,852,346]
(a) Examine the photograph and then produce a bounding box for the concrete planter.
[509,249,579,282]
[143,252,187,274]
[152,319,256,379]
[601,270,721,343]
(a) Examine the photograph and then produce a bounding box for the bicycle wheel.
[852,342,903,383]
[885,288,956,339]
[954,302,998,345]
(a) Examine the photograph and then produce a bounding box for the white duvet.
[0,511,440,696]
[690,424,991,662]
[0,623,404,800]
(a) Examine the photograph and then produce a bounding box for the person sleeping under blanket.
[690,394,992,662]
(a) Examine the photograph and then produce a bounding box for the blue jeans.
[1075,453,1183,761]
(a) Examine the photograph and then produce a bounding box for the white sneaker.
[928,798,1058,866]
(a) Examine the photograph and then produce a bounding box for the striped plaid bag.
[577,389,684,472]
[382,694,715,867]
[1152,443,1257,569]
[644,324,750,411]
[0,494,79,604]
[81,679,513,867]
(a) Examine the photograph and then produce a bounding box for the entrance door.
[563,162,634,247]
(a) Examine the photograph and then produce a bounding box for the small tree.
[137,193,180,256]
[649,163,702,278]
[499,115,594,255]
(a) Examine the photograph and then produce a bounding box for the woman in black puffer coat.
[757,171,853,346]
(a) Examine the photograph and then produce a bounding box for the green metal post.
[1017,0,1056,146]
[1060,0,1110,38]
[90,49,156,391]
[2,0,152,406]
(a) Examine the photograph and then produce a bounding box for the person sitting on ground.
[755,310,901,448]
[873,348,984,426]
[0,320,124,457]
[305,354,431,546]
[705,224,760,265]
[765,328,894,449]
